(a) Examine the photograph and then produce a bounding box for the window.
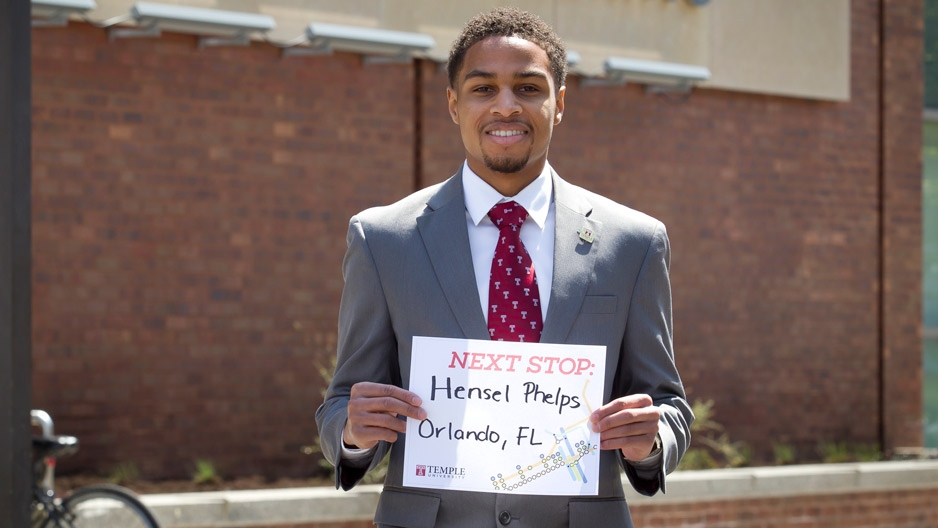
[925,113,938,448]
[924,0,938,448]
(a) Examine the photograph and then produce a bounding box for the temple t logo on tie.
[488,201,543,342]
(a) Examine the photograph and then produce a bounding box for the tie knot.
[488,201,529,230]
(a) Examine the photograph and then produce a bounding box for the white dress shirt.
[462,160,555,323]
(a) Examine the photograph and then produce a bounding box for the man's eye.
[472,86,494,93]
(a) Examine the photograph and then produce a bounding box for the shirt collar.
[462,161,553,229]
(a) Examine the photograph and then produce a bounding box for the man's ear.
[447,86,459,124]
[554,85,566,125]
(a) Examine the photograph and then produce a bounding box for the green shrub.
[108,462,140,485]
[677,399,751,470]
[192,459,221,485]
[772,443,796,465]
[819,441,882,463]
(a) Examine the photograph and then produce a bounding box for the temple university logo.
[414,464,467,479]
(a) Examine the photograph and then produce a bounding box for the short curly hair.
[447,7,567,93]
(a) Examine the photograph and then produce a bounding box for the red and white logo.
[415,465,426,476]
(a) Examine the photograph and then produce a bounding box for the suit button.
[498,511,512,525]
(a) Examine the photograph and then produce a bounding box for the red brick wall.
[261,488,938,528]
[31,24,416,478]
[559,81,884,458]
[30,0,923,480]
[629,487,938,527]
[418,59,463,187]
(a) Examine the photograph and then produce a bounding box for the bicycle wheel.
[60,483,160,528]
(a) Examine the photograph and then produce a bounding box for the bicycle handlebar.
[31,409,54,437]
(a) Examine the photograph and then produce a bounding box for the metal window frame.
[109,1,276,47]
[283,22,434,62]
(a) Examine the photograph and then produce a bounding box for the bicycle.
[30,410,161,528]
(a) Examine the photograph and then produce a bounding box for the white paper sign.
[403,336,606,496]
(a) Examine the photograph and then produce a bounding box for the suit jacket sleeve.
[315,216,400,490]
[618,222,693,495]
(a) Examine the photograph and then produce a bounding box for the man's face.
[447,36,565,196]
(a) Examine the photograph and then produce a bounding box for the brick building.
[29,0,923,480]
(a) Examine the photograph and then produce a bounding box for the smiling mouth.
[487,130,526,137]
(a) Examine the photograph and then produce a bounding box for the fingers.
[344,382,427,450]
[591,412,658,451]
[350,382,427,420]
[588,394,660,459]
[343,413,405,449]
[597,422,658,451]
[589,393,654,425]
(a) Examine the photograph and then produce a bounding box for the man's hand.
[343,382,427,450]
[589,394,660,462]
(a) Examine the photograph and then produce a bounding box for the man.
[316,7,692,527]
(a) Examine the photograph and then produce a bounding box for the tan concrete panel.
[554,0,709,77]
[707,0,850,101]
[77,0,848,100]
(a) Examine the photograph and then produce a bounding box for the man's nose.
[491,90,521,116]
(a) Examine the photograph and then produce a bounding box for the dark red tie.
[487,201,542,343]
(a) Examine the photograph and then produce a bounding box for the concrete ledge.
[626,460,938,504]
[143,484,383,528]
[141,461,938,527]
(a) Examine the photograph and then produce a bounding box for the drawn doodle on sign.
[489,432,597,491]
[488,379,599,491]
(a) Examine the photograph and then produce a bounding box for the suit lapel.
[416,173,490,340]
[542,172,601,344]
[415,169,599,344]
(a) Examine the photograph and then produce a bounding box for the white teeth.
[490,130,524,137]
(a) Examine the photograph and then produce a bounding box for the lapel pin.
[579,227,594,244]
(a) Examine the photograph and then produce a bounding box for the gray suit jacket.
[316,168,693,528]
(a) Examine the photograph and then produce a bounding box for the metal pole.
[0,0,33,525]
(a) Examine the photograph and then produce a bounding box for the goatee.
[483,153,528,174]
